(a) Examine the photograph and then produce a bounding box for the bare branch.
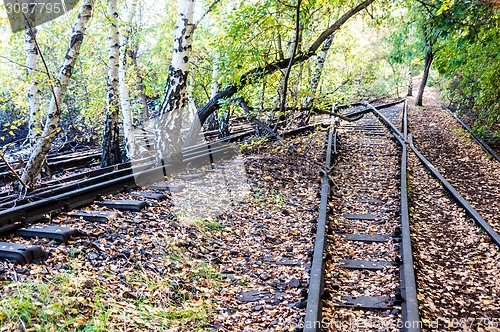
[0,152,28,191]
[0,55,47,75]
[194,0,221,28]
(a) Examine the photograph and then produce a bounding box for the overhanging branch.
[184,0,377,146]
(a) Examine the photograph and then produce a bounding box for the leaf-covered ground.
[408,90,500,331]
[0,128,328,331]
[409,88,500,233]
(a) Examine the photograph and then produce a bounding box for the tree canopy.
[0,0,499,185]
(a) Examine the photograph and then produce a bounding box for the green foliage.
[431,1,500,139]
[386,0,500,140]
[1,0,495,149]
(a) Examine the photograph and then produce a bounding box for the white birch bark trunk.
[186,70,197,126]
[25,26,41,146]
[101,0,122,166]
[305,33,334,109]
[210,55,220,99]
[129,48,149,120]
[21,0,95,186]
[205,54,219,130]
[119,0,138,158]
[407,64,413,96]
[155,0,195,163]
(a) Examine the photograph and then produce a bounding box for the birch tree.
[205,55,220,130]
[25,25,41,146]
[129,48,149,120]
[300,33,335,123]
[154,0,195,163]
[21,0,96,187]
[119,0,138,158]
[101,0,122,167]
[278,0,301,127]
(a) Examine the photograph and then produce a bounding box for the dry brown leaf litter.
[409,89,500,233]
[407,90,500,331]
[323,112,402,332]
[0,129,328,331]
[408,151,500,331]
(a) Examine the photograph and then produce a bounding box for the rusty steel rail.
[444,107,500,162]
[399,101,421,331]
[0,121,327,235]
[409,134,500,248]
[303,100,421,331]
[304,126,334,331]
[368,101,421,332]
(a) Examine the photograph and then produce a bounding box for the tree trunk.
[101,0,122,167]
[407,63,413,96]
[205,54,220,130]
[416,24,434,107]
[184,0,376,146]
[301,32,335,124]
[25,25,41,146]
[415,49,432,106]
[129,48,149,120]
[119,0,138,159]
[218,110,230,138]
[154,0,195,163]
[186,65,198,126]
[277,0,301,131]
[21,0,95,187]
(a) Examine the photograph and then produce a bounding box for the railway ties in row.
[304,101,419,331]
[1,100,499,330]
[0,127,258,266]
[0,185,181,265]
[305,100,500,331]
[0,119,320,266]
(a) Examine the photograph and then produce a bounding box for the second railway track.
[304,101,419,331]
[303,99,500,331]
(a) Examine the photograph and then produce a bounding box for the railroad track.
[444,107,500,162]
[0,148,102,185]
[302,100,500,331]
[0,120,324,265]
[303,101,419,331]
[0,127,262,263]
[5,100,496,330]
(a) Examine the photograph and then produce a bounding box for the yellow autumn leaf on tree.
[437,0,453,15]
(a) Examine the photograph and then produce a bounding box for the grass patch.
[0,257,218,331]
[200,220,223,232]
[452,125,469,138]
[252,190,286,210]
